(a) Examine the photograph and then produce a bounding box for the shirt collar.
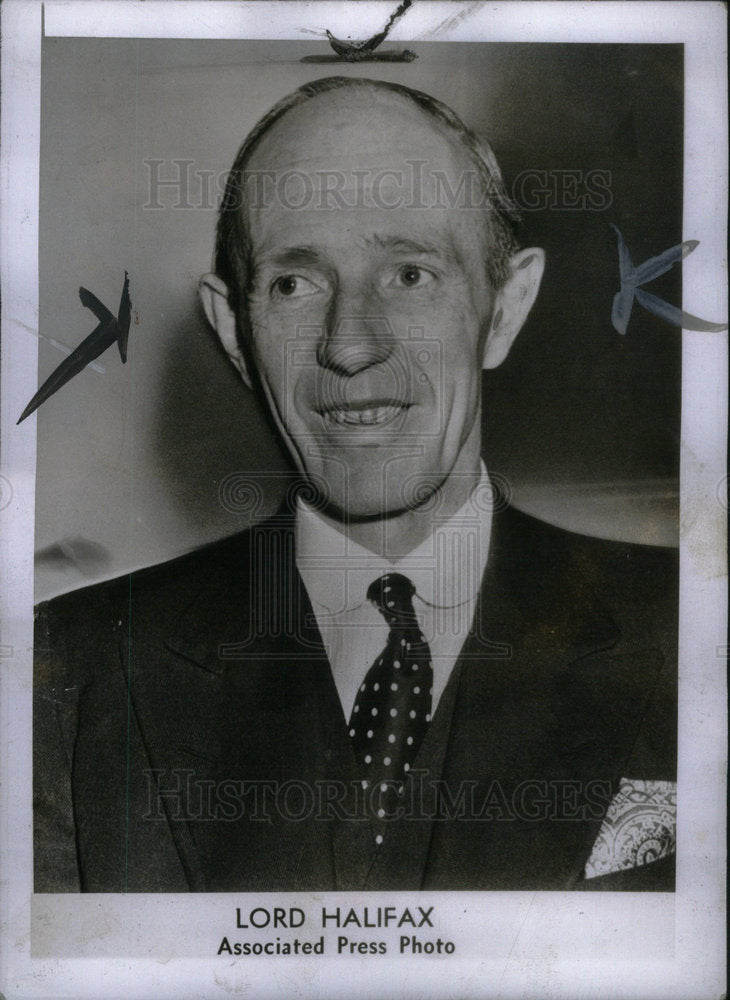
[296,464,492,613]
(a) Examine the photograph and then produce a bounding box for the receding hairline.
[244,80,477,172]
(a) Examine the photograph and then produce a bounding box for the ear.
[198,272,252,388]
[482,247,545,369]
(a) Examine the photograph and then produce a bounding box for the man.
[34,77,677,892]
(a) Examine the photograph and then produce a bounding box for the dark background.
[36,40,682,599]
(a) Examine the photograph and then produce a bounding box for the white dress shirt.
[296,465,493,719]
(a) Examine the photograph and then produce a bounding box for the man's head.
[201,77,544,524]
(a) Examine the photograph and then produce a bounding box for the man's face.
[242,89,496,520]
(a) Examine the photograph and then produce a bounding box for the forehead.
[244,88,486,257]
[248,87,470,173]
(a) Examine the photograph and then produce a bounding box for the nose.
[317,285,394,376]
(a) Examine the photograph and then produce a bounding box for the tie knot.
[367,573,416,621]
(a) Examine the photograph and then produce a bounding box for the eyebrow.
[365,233,462,265]
[255,235,462,271]
[259,246,326,269]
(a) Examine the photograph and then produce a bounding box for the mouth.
[319,400,410,427]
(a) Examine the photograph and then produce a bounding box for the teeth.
[326,405,404,426]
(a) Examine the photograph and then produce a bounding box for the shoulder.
[34,528,259,657]
[498,500,678,572]
[496,503,678,652]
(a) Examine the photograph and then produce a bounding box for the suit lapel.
[422,503,666,889]
[128,517,350,891]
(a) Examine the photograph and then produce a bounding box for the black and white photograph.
[0,2,726,998]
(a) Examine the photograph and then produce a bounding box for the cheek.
[248,300,328,384]
[430,305,486,392]
[247,310,293,395]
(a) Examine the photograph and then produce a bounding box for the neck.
[317,462,483,560]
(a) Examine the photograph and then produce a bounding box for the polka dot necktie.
[348,573,433,842]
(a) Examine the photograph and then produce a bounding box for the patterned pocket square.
[584,778,676,879]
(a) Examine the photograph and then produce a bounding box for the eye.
[270,274,321,299]
[390,265,435,289]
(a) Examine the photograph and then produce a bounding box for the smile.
[322,403,408,427]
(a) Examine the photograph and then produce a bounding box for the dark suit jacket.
[34,503,677,893]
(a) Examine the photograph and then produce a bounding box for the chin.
[309,488,407,523]
[295,453,445,520]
